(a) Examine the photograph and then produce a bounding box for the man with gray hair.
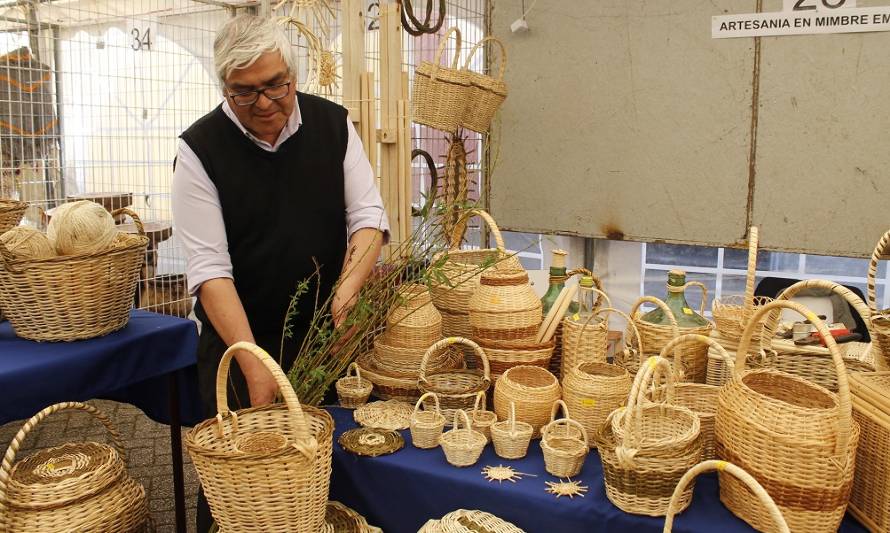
[172,14,388,531]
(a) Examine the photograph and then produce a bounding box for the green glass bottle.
[641,269,709,327]
[541,249,569,315]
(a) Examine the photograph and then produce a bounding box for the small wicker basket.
[336,362,373,409]
[562,358,632,447]
[418,337,491,423]
[440,409,486,467]
[411,26,470,133]
[493,365,561,437]
[410,392,446,449]
[490,401,533,460]
[540,416,589,478]
[461,37,507,134]
[469,390,497,442]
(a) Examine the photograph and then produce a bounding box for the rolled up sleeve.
[343,118,390,243]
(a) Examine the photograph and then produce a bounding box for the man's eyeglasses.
[225,81,291,106]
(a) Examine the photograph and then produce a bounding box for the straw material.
[440,410,486,467]
[596,357,702,517]
[336,362,373,409]
[440,308,472,339]
[185,342,333,533]
[410,392,446,449]
[353,400,413,431]
[469,391,497,442]
[0,226,54,260]
[0,208,148,341]
[715,300,859,533]
[386,283,443,349]
[848,372,890,532]
[541,416,589,478]
[357,348,462,403]
[0,198,26,233]
[461,37,507,134]
[562,361,631,448]
[490,401,533,460]
[560,289,613,375]
[419,337,491,422]
[438,509,526,533]
[477,338,554,382]
[411,27,470,133]
[0,402,149,533]
[867,231,890,371]
[663,460,790,533]
[326,501,375,533]
[469,268,542,344]
[493,365,561,438]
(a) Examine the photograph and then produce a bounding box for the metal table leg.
[169,371,187,533]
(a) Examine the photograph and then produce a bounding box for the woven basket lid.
[480,268,528,287]
[6,442,125,510]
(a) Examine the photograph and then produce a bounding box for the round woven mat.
[353,400,413,430]
[338,427,404,457]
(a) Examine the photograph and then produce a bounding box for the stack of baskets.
[848,371,890,531]
[867,229,890,371]
[493,365,561,437]
[715,300,859,533]
[418,337,491,423]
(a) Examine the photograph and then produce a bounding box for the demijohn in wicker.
[715,300,860,533]
[418,337,491,423]
[410,392,446,449]
[185,342,334,533]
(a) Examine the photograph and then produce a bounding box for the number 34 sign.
[713,0,890,38]
[126,17,158,51]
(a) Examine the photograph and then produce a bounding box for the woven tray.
[353,400,413,430]
[338,427,404,457]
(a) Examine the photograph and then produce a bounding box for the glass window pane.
[723,247,774,271]
[805,255,869,277]
[646,243,718,268]
[761,251,801,273]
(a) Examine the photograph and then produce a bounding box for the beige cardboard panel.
[490,0,755,246]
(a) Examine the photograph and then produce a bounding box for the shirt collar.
[221,96,302,152]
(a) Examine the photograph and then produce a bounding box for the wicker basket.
[715,300,860,533]
[0,402,149,533]
[0,207,149,341]
[461,37,507,134]
[418,337,491,423]
[478,338,554,382]
[490,401,533,460]
[386,283,443,349]
[440,410,486,467]
[326,501,376,533]
[185,342,333,533]
[848,372,890,532]
[0,198,26,233]
[664,460,790,533]
[410,392,446,449]
[358,348,463,403]
[336,362,373,409]
[867,231,890,371]
[469,268,542,344]
[411,26,470,133]
[493,365,561,438]
[438,509,526,533]
[469,391,497,442]
[562,359,631,448]
[541,416,589,478]
[597,356,702,517]
[560,288,613,375]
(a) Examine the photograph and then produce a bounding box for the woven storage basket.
[410,392,446,449]
[185,342,333,533]
[561,288,613,375]
[867,230,890,371]
[469,391,497,442]
[663,460,790,533]
[358,348,463,403]
[326,501,375,533]
[847,372,890,532]
[386,283,443,349]
[562,359,632,448]
[0,198,25,233]
[411,26,470,133]
[469,267,542,344]
[490,401,533,459]
[438,509,526,533]
[336,362,373,409]
[715,300,860,533]
[418,337,491,423]
[477,338,554,382]
[0,402,149,533]
[461,37,507,134]
[440,410,486,467]
[0,207,148,341]
[440,308,472,339]
[540,416,589,478]
[596,356,702,517]
[772,279,875,391]
[493,365,561,438]
[545,267,602,378]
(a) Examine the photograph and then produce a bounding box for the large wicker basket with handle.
[418,337,491,422]
[715,300,859,533]
[867,229,890,371]
[461,37,507,134]
[0,207,148,341]
[848,371,890,532]
[0,402,149,533]
[411,26,470,133]
[185,342,334,533]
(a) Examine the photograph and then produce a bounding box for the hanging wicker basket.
[411,26,470,133]
[440,410,486,467]
[410,392,446,449]
[185,342,333,533]
[418,337,491,422]
[461,37,507,134]
[715,300,860,533]
[0,402,149,533]
[386,283,443,349]
[490,401,533,460]
[868,229,890,371]
[493,365,561,438]
[560,288,613,375]
[336,362,373,409]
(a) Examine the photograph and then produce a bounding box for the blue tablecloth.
[328,407,867,533]
[0,310,204,426]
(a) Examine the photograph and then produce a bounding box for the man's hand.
[242,354,279,406]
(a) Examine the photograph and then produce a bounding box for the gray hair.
[213,14,297,87]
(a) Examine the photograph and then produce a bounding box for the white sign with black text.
[713,0,890,38]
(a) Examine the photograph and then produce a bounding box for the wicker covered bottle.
[541,249,576,377]
[640,270,709,328]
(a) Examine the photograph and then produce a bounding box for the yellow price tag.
[580,398,597,408]
[572,313,580,322]
[491,296,501,305]
[648,357,658,370]
[46,463,55,471]
[716,460,728,472]
[682,307,694,315]
[446,338,456,345]
[805,312,819,324]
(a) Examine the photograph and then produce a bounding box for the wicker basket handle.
[413,392,442,416]
[507,401,518,436]
[0,402,127,509]
[430,26,462,82]
[630,296,680,364]
[462,36,507,81]
[410,149,439,218]
[215,342,317,459]
[452,409,475,444]
[595,307,645,365]
[775,279,873,339]
[621,356,675,438]
[735,300,853,460]
[449,208,505,253]
[419,337,490,385]
[542,417,588,448]
[472,390,486,412]
[111,207,145,236]
[549,399,571,424]
[663,460,789,533]
[867,229,890,313]
[346,362,362,380]
[674,281,708,316]
[566,288,614,353]
[659,334,729,378]
[742,226,759,312]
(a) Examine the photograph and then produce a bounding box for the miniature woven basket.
[336,362,373,409]
[440,410,486,467]
[185,342,333,533]
[461,37,507,134]
[469,390,497,442]
[490,401,533,460]
[541,416,589,478]
[0,402,149,533]
[410,392,446,449]
[493,365,561,438]
[715,300,859,533]
[868,229,890,371]
[411,26,470,133]
[0,208,148,341]
[418,337,491,423]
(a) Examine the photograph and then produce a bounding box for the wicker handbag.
[336,362,373,409]
[663,460,790,533]
[440,410,487,467]
[715,300,860,533]
[411,26,470,133]
[478,338,555,382]
[562,357,632,447]
[469,391,497,442]
[461,37,507,134]
[0,402,149,533]
[848,372,890,532]
[490,401,533,459]
[418,337,491,422]
[387,283,443,349]
[560,288,613,375]
[185,342,334,533]
[597,356,702,516]
[410,392,447,449]
[540,416,589,478]
[868,229,890,371]
[493,365,561,437]
[0,198,25,233]
[469,267,542,344]
[0,208,148,341]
